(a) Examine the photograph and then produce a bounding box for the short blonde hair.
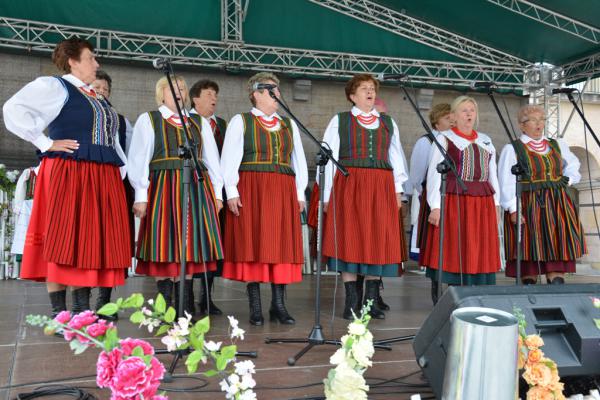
[451,95,479,129]
[247,72,280,106]
[155,76,189,108]
[517,104,546,124]
[428,103,451,128]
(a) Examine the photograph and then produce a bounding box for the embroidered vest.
[25,168,37,200]
[239,113,295,175]
[148,112,206,171]
[46,77,122,166]
[514,139,568,191]
[446,138,495,196]
[214,116,227,154]
[337,112,393,170]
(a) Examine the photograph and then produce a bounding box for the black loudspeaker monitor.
[413,284,600,399]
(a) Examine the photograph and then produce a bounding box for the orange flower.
[527,348,544,365]
[525,334,544,350]
[523,363,553,387]
[518,335,524,348]
[518,350,526,370]
[526,386,555,400]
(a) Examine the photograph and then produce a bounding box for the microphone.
[376,73,407,81]
[252,83,278,91]
[152,58,170,70]
[551,87,577,94]
[470,81,496,89]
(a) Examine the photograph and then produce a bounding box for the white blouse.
[498,134,581,213]
[320,106,408,203]
[220,107,308,202]
[408,131,440,195]
[3,74,127,176]
[426,130,500,209]
[128,105,224,203]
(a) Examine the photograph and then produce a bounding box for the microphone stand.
[153,62,257,382]
[483,87,530,285]
[564,91,600,151]
[262,89,392,365]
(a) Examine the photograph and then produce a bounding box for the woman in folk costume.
[422,96,501,298]
[3,37,131,317]
[221,72,308,326]
[322,74,408,320]
[498,105,585,285]
[128,76,223,316]
[11,165,39,261]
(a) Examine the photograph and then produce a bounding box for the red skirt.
[21,158,131,287]
[421,194,500,274]
[322,167,405,265]
[136,261,217,277]
[221,171,303,284]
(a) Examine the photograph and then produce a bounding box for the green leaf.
[130,311,145,324]
[142,355,152,366]
[133,294,144,308]
[220,344,237,360]
[70,339,89,355]
[594,318,600,330]
[97,303,119,316]
[103,327,119,351]
[203,369,219,377]
[132,346,145,357]
[189,332,204,351]
[155,294,166,314]
[164,307,176,323]
[121,294,138,308]
[155,324,170,337]
[116,297,124,307]
[195,316,210,334]
[185,350,204,374]
[216,355,228,371]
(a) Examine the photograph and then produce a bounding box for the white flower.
[348,322,366,336]
[148,299,154,305]
[205,340,222,352]
[351,337,374,368]
[239,373,256,390]
[0,164,5,170]
[593,297,600,309]
[161,334,186,352]
[141,307,153,316]
[139,317,161,333]
[329,348,346,366]
[324,362,369,400]
[238,390,257,400]
[6,170,19,183]
[228,315,239,329]
[219,378,238,399]
[231,326,245,341]
[234,360,256,376]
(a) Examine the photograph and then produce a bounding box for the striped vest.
[25,168,37,200]
[337,112,393,170]
[515,139,568,191]
[239,113,295,175]
[446,138,495,196]
[148,112,206,171]
[46,77,122,166]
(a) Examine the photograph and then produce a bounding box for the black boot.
[343,281,360,320]
[96,287,118,321]
[522,278,536,285]
[156,279,173,308]
[198,274,223,315]
[269,283,295,324]
[364,280,385,319]
[431,280,439,305]
[550,276,565,285]
[356,275,365,307]
[246,282,263,326]
[49,290,67,318]
[71,287,91,314]
[377,278,390,311]
[174,280,195,317]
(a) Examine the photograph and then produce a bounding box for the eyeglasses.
[522,118,546,124]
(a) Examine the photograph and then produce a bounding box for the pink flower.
[87,320,112,339]
[54,311,71,324]
[120,338,155,356]
[96,348,123,388]
[68,311,98,331]
[108,356,164,399]
[151,396,168,400]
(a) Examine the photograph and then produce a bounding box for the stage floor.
[2,265,600,400]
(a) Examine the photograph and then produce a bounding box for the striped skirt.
[322,167,405,272]
[20,158,131,287]
[416,188,431,266]
[222,171,303,284]
[136,168,222,277]
[504,186,585,277]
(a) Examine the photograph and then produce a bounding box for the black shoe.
[364,280,385,319]
[247,282,263,326]
[49,290,67,318]
[343,281,359,320]
[356,275,365,307]
[198,275,223,316]
[174,280,195,318]
[71,288,91,314]
[550,277,565,285]
[377,278,390,311]
[522,278,536,285]
[96,287,118,321]
[431,280,439,305]
[269,283,295,324]
[156,279,174,308]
